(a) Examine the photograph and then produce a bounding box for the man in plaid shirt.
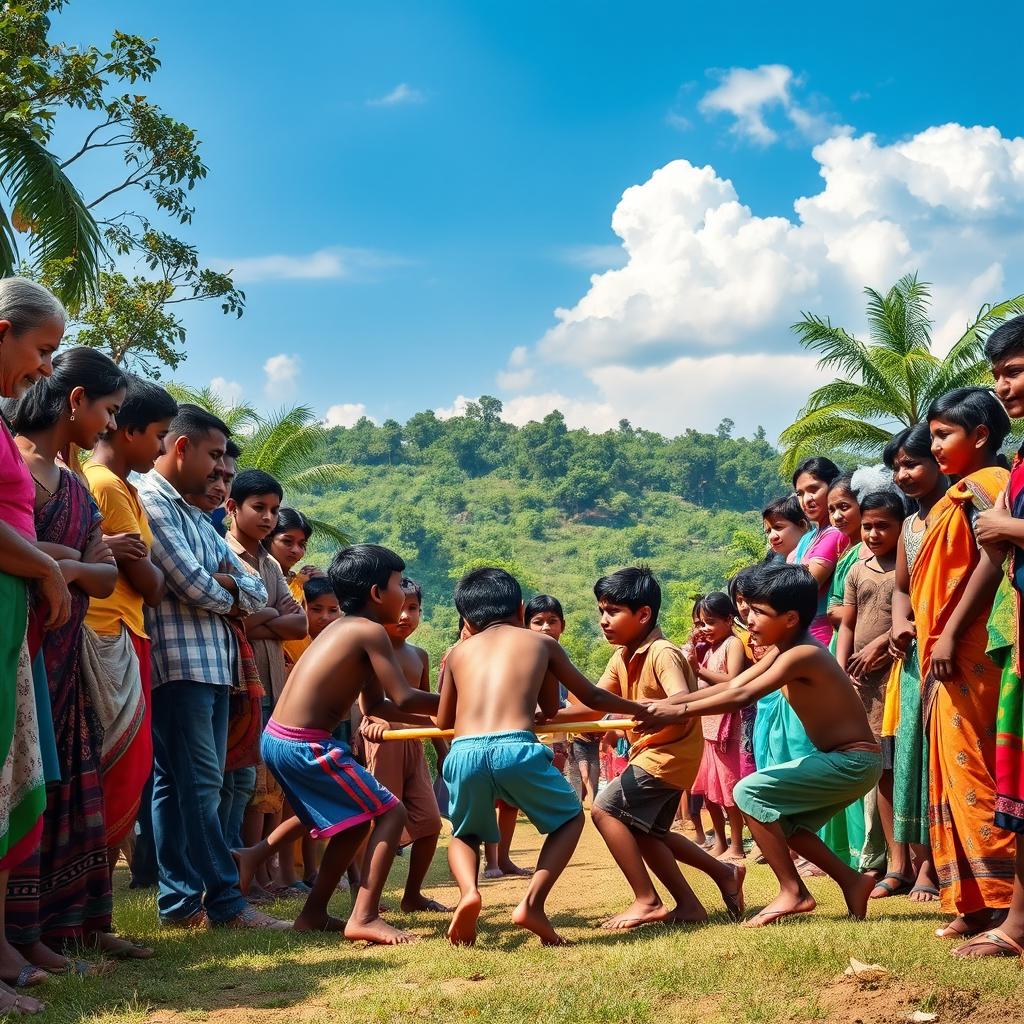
[138,404,286,930]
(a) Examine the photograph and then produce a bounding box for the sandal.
[908,883,940,901]
[0,966,47,989]
[869,872,914,898]
[952,928,1024,959]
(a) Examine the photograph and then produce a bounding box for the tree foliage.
[780,274,1024,476]
[0,1,243,366]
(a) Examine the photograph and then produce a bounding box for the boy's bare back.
[441,624,561,737]
[273,617,407,733]
[774,642,876,751]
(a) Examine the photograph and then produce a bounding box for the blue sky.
[53,1,1024,439]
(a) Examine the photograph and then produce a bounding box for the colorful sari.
[7,469,113,943]
[911,468,1015,915]
[995,453,1024,833]
[0,574,45,870]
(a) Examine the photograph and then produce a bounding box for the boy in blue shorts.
[254,544,439,945]
[437,567,652,946]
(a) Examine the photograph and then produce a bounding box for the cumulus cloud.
[434,395,475,420]
[324,403,373,428]
[210,376,243,406]
[367,83,425,107]
[263,353,300,399]
[556,244,629,271]
[496,345,536,391]
[213,247,405,284]
[698,64,841,145]
[506,121,1024,440]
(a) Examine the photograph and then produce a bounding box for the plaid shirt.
[136,469,267,688]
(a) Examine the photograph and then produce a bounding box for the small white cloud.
[496,345,535,391]
[698,64,843,145]
[367,83,425,107]
[435,395,475,420]
[665,111,692,132]
[209,377,243,406]
[263,353,300,399]
[324,403,373,428]
[212,247,406,284]
[557,244,628,271]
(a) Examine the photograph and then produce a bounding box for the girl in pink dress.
[688,593,750,861]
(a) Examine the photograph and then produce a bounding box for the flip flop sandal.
[909,883,940,900]
[2,965,48,988]
[870,873,914,897]
[952,928,1024,959]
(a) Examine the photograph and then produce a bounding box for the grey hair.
[0,277,66,334]
[850,464,894,499]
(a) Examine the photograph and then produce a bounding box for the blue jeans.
[219,766,256,850]
[151,681,246,923]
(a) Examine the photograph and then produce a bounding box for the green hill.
[296,399,785,677]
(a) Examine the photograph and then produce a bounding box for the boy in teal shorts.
[640,562,882,928]
[438,568,651,946]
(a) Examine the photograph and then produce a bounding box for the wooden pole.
[379,719,638,742]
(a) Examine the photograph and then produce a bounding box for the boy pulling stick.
[236,545,439,945]
[641,562,882,927]
[435,568,653,946]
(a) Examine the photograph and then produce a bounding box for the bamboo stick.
[379,719,638,742]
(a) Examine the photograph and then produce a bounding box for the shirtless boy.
[438,567,651,947]
[251,544,440,944]
[641,561,882,928]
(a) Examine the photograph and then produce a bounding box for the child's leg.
[787,828,874,920]
[293,821,371,932]
[482,841,502,877]
[634,834,708,924]
[741,814,818,927]
[706,802,728,857]
[275,801,299,886]
[725,803,746,859]
[511,811,584,945]
[301,835,321,885]
[497,801,532,876]
[908,842,939,901]
[590,805,668,929]
[234,816,306,895]
[345,802,417,945]
[870,771,911,896]
[447,835,483,945]
[401,827,451,913]
[660,830,746,920]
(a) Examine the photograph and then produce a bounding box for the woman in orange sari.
[912,388,1016,939]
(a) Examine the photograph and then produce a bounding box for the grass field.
[29,819,1024,1024]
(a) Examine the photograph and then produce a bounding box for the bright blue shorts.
[442,730,582,843]
[262,720,398,839]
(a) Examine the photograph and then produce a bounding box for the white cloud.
[209,376,243,406]
[496,345,536,391]
[367,83,425,107]
[435,395,475,420]
[500,392,620,433]
[698,64,842,145]
[263,353,300,399]
[212,247,405,284]
[502,121,1024,441]
[324,403,373,428]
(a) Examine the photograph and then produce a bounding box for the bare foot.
[482,866,504,879]
[718,861,747,921]
[497,860,533,877]
[401,894,454,913]
[601,899,669,930]
[231,848,256,896]
[742,892,816,928]
[0,980,44,1016]
[447,892,483,946]
[708,841,728,858]
[344,916,418,945]
[293,913,347,933]
[841,872,875,921]
[91,933,154,960]
[512,900,574,946]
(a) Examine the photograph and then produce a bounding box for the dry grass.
[31,819,1024,1024]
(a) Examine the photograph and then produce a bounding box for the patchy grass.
[29,820,1024,1023]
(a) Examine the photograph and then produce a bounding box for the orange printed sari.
[911,468,1015,915]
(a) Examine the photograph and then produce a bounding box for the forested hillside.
[296,398,785,678]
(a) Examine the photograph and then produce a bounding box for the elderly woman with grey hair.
[0,277,70,1014]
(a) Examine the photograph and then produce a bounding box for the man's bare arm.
[363,626,440,715]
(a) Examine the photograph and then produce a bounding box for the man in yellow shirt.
[83,376,177,954]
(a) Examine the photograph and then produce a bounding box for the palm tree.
[0,126,105,312]
[166,385,350,545]
[163,383,260,434]
[779,274,1024,476]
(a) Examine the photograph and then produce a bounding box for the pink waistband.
[266,719,332,742]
